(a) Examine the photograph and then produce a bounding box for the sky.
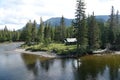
[0,0,120,30]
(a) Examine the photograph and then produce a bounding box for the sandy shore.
[114,51,120,54]
[15,48,58,58]
[15,48,120,58]
[93,51,120,56]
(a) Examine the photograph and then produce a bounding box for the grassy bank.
[21,43,77,55]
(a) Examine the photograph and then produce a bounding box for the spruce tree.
[114,10,120,48]
[31,20,37,42]
[60,16,66,41]
[98,20,108,48]
[44,23,51,40]
[51,27,55,41]
[54,25,61,42]
[74,0,88,54]
[88,12,100,50]
[115,10,120,35]
[108,6,116,44]
[4,26,8,41]
[25,20,32,45]
[37,17,44,43]
[66,26,74,38]
[43,23,51,45]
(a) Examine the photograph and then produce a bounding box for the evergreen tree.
[47,23,51,41]
[115,10,119,28]
[115,10,120,35]
[3,26,8,41]
[108,6,116,44]
[74,0,88,54]
[20,27,27,41]
[66,25,74,38]
[88,12,100,50]
[12,29,20,41]
[44,23,51,44]
[54,25,61,42]
[98,20,108,48]
[0,26,20,42]
[114,10,120,48]
[51,27,55,41]
[37,17,44,43]
[25,20,32,44]
[60,16,66,41]
[31,20,37,42]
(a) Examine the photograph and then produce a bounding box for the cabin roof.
[64,38,77,43]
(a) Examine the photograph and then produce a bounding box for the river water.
[0,43,120,80]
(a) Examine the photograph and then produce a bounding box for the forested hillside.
[1,0,120,55]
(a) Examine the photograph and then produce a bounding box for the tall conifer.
[74,0,88,54]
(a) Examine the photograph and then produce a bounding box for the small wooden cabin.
[64,38,77,45]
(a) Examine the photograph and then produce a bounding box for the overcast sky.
[0,0,120,30]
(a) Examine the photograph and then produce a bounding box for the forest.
[1,0,120,55]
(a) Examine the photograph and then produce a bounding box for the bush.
[25,43,77,55]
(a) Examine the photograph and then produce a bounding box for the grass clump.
[24,43,76,55]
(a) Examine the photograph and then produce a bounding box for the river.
[0,43,120,80]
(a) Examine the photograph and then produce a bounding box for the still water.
[0,43,120,80]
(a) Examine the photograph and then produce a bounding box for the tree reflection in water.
[21,53,120,80]
[74,55,120,80]
[21,53,53,76]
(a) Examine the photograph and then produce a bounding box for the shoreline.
[15,48,78,58]
[15,48,120,58]
[15,48,58,58]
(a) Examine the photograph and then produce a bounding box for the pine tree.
[115,10,120,35]
[44,23,51,45]
[25,20,32,45]
[51,27,55,41]
[54,25,61,42]
[66,25,74,38]
[12,29,20,41]
[88,12,100,50]
[60,16,66,41]
[44,23,49,39]
[114,10,120,48]
[74,0,88,54]
[37,17,44,43]
[31,20,37,42]
[98,20,108,48]
[108,6,116,44]
[3,26,8,41]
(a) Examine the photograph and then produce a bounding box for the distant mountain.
[44,15,110,27]
[44,17,73,27]
[95,15,109,22]
[21,15,110,30]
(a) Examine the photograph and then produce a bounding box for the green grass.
[22,43,77,55]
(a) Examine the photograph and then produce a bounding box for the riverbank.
[16,42,120,58]
[20,43,77,57]
[15,48,58,58]
[15,48,120,59]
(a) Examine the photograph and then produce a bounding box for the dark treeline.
[0,26,20,42]
[74,0,120,54]
[20,16,74,45]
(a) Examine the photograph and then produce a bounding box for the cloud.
[85,0,120,15]
[0,0,76,28]
[0,0,76,30]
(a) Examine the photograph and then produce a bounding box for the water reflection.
[21,54,120,80]
[1,43,120,80]
[75,55,120,80]
[21,53,75,80]
[21,54,51,75]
